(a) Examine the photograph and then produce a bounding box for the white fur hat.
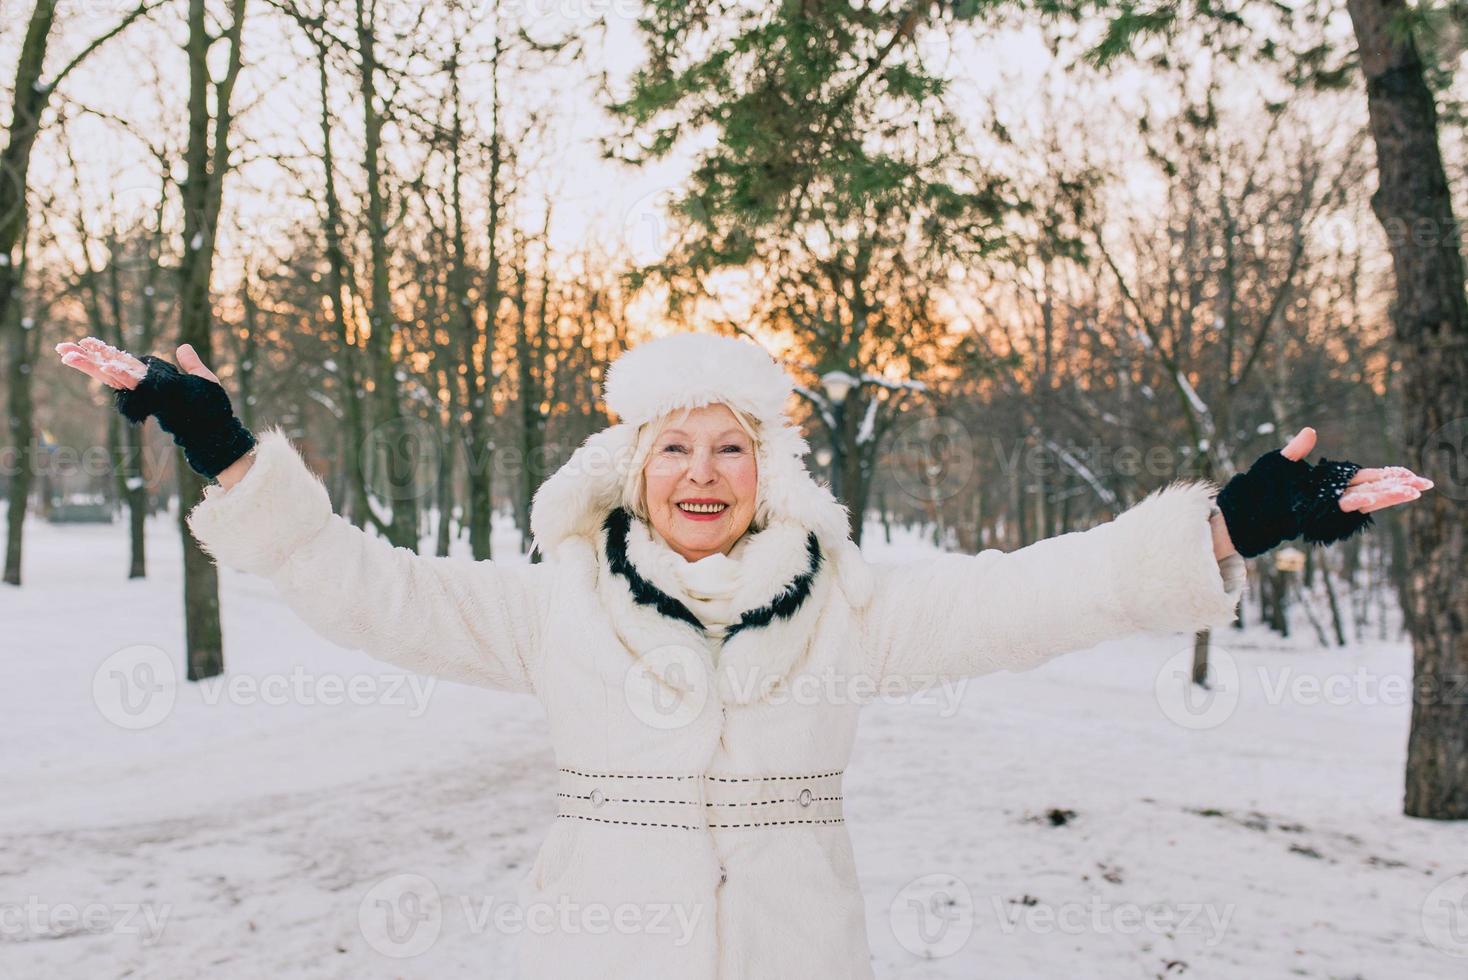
[602,333,794,430]
[529,333,851,557]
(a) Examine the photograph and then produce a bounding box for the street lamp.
[1274,546,1306,573]
[1272,545,1306,639]
[820,370,857,406]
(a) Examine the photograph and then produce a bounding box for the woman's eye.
[720,445,745,454]
[661,444,687,454]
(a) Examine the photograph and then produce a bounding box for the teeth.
[678,502,728,514]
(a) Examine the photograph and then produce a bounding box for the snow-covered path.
[3,511,1464,979]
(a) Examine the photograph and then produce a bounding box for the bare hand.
[1279,426,1433,514]
[55,338,220,389]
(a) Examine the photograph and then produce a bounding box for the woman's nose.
[686,448,718,484]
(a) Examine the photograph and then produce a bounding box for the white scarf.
[647,526,751,638]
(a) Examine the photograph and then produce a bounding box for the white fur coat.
[186,426,1245,979]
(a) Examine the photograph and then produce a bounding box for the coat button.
[590,788,605,807]
[797,788,813,808]
[719,865,728,884]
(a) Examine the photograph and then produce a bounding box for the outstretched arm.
[865,424,1431,690]
[864,479,1242,687]
[186,427,550,694]
[58,338,550,695]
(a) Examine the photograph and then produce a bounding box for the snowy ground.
[3,508,1465,979]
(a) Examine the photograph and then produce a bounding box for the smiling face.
[640,403,759,562]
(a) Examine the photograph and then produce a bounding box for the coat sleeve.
[864,479,1245,686]
[184,426,549,695]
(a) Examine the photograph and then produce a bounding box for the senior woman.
[57,332,1430,978]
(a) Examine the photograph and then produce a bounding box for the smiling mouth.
[677,502,729,515]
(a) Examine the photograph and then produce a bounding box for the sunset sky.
[4,0,1413,326]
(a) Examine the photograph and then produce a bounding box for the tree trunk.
[107,241,148,578]
[1,0,57,587]
[435,414,455,557]
[235,277,259,430]
[2,288,35,587]
[465,27,505,562]
[513,223,551,562]
[356,0,417,550]
[1347,0,1468,820]
[1189,456,1219,685]
[78,230,143,572]
[1321,555,1347,647]
[175,0,247,681]
[311,29,369,529]
[1190,628,1210,685]
[1267,566,1290,637]
[447,45,493,560]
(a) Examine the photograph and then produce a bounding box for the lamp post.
[820,370,855,405]
[820,370,856,498]
[1272,545,1306,637]
[1274,546,1306,574]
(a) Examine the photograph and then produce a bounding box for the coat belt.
[556,768,845,830]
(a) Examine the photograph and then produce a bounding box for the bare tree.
[174,0,248,680]
[2,0,158,585]
[1347,0,1468,820]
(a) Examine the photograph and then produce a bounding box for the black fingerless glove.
[1214,450,1373,559]
[114,355,256,479]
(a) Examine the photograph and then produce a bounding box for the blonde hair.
[622,403,761,523]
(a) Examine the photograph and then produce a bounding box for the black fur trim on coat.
[724,534,822,640]
[601,507,822,638]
